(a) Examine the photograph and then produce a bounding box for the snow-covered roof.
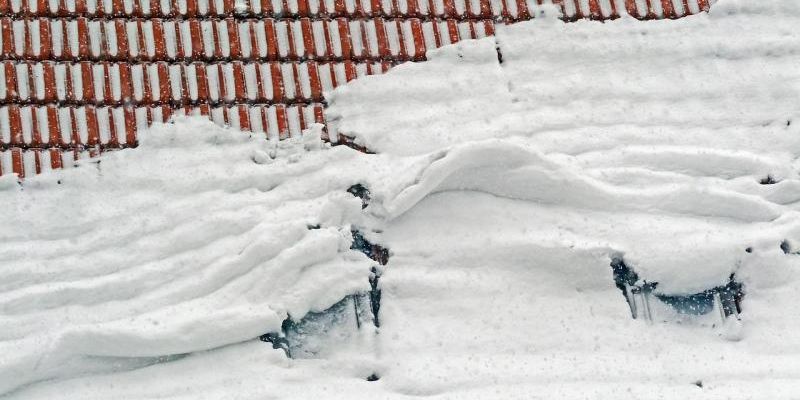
[0,0,712,178]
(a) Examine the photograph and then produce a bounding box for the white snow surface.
[4,0,800,397]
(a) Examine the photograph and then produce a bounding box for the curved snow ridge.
[570,146,794,181]
[0,119,373,395]
[381,140,784,223]
[329,0,800,300]
[373,135,800,296]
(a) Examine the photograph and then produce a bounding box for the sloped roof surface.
[0,0,711,177]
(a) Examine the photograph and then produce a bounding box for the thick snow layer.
[329,1,800,157]
[328,0,800,293]
[4,0,800,398]
[1,121,374,394]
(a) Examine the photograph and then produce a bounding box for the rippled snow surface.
[4,0,800,398]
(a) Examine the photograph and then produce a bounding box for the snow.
[1,121,373,395]
[4,0,800,398]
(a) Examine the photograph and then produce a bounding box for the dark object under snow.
[261,227,389,357]
[610,257,743,323]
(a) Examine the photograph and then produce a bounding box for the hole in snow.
[351,229,389,326]
[780,239,800,255]
[351,229,390,267]
[347,183,371,209]
[260,294,372,359]
[260,227,390,357]
[610,256,743,323]
[759,175,779,185]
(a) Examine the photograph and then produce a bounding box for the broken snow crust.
[4,0,800,397]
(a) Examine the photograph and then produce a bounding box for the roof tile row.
[0,103,326,149]
[0,0,711,21]
[0,16,491,61]
[1,0,529,19]
[1,60,392,105]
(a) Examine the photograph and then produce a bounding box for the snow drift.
[1,120,374,393]
[4,0,800,398]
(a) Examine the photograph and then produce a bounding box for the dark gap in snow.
[369,266,382,328]
[495,45,504,64]
[657,276,742,319]
[347,184,371,209]
[366,373,380,382]
[610,257,743,322]
[779,238,800,255]
[260,331,292,358]
[351,230,390,267]
[260,294,372,359]
[759,175,779,185]
[337,135,375,154]
[350,229,389,327]
[260,188,391,357]
[610,257,643,319]
[693,380,704,388]
[779,239,800,255]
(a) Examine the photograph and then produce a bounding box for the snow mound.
[1,119,372,394]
